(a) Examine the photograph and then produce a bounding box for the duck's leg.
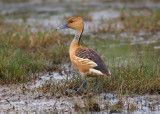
[94,78,98,87]
[66,73,87,93]
[76,78,86,93]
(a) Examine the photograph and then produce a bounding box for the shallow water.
[89,9,120,21]
[99,93,160,113]
[0,85,74,113]
[154,46,160,49]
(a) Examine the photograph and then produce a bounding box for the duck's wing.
[75,47,111,76]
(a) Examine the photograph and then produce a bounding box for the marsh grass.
[76,10,93,21]
[0,23,70,84]
[92,9,160,34]
[40,59,160,95]
[40,37,160,95]
[0,8,159,94]
[119,10,160,32]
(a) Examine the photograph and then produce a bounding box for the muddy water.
[0,84,160,113]
[0,64,74,113]
[0,85,74,113]
[99,93,160,113]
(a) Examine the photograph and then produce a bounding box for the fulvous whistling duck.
[56,17,111,93]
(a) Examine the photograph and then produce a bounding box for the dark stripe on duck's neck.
[74,28,84,43]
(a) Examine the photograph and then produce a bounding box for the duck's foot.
[66,78,86,93]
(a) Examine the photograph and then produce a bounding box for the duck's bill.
[56,24,69,30]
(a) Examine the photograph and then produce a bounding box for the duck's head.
[56,17,83,32]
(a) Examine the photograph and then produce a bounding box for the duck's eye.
[70,21,73,23]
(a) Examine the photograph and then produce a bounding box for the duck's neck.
[74,28,84,44]
[69,28,83,53]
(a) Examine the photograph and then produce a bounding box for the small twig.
[5,99,15,109]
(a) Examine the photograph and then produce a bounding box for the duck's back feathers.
[75,47,111,76]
